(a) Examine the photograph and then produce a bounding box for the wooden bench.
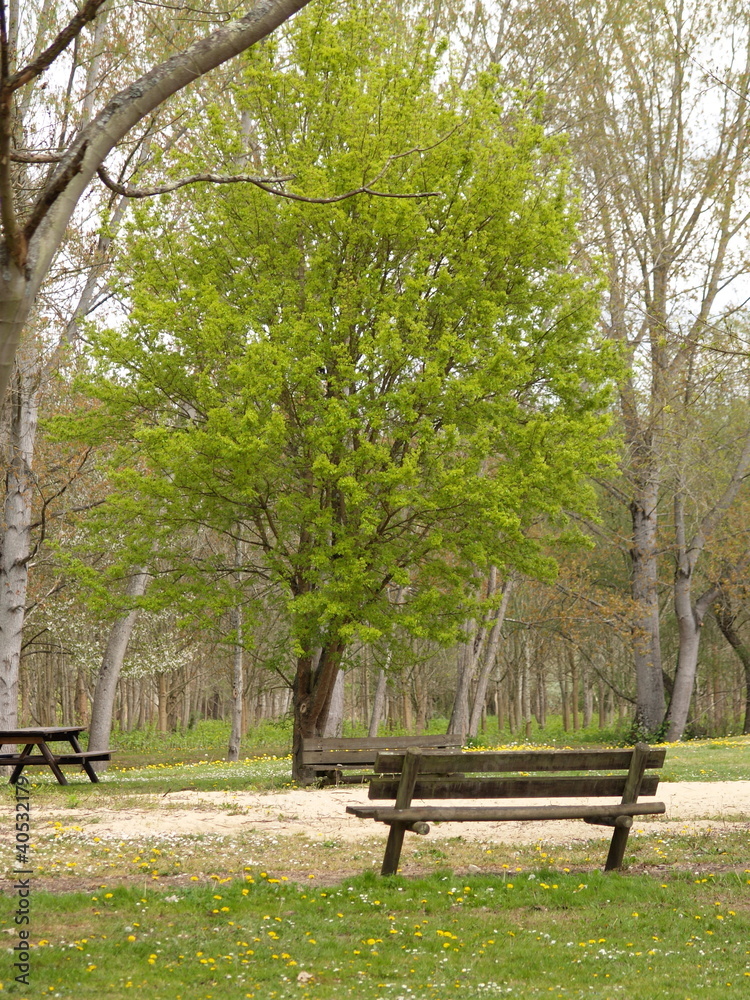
[300,734,463,785]
[346,742,666,874]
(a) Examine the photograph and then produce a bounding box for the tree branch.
[10,148,63,163]
[96,163,295,197]
[5,0,110,93]
[23,141,88,243]
[96,156,443,203]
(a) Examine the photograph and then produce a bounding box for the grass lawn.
[3,869,749,999]
[1,730,748,998]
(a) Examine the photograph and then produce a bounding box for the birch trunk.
[322,669,345,738]
[88,568,149,758]
[448,630,475,739]
[0,357,39,733]
[368,669,388,737]
[228,604,244,760]
[467,574,513,737]
[630,476,666,732]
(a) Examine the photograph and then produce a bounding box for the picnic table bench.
[346,742,666,874]
[0,726,113,785]
[300,734,463,784]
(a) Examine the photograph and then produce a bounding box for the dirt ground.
[38,780,750,845]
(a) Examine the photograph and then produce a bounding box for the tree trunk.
[712,590,750,735]
[88,568,149,759]
[322,669,345,737]
[0,359,39,736]
[368,665,389,737]
[228,604,244,760]
[522,639,532,740]
[467,574,513,737]
[570,647,580,731]
[292,640,344,782]
[157,673,169,733]
[630,479,666,733]
[414,667,429,734]
[559,657,569,732]
[448,634,474,739]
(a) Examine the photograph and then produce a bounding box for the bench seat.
[0,751,112,765]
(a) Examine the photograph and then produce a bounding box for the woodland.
[1,0,750,780]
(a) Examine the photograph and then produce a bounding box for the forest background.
[2,0,750,781]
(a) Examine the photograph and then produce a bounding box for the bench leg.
[606,742,650,870]
[605,819,633,871]
[381,747,423,875]
[382,823,408,875]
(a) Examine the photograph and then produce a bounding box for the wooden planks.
[300,734,462,782]
[373,748,667,774]
[348,801,667,824]
[368,774,661,800]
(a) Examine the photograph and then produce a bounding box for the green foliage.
[53,0,620,660]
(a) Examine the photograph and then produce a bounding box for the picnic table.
[0,726,112,785]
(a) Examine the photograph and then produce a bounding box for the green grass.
[657,737,750,782]
[4,869,749,999]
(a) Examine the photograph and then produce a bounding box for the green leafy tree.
[59,0,619,778]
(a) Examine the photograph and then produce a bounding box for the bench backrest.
[301,734,462,768]
[369,745,666,801]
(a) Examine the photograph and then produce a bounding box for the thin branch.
[10,148,63,163]
[23,141,88,243]
[96,139,449,202]
[97,162,442,202]
[5,0,109,93]
[97,163,295,197]
[134,0,244,21]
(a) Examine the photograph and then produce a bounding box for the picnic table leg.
[37,742,68,786]
[380,747,422,876]
[605,742,650,871]
[9,744,33,785]
[68,733,100,783]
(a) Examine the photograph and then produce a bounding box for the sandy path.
[43,780,750,845]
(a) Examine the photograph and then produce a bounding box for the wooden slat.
[352,801,666,823]
[54,752,112,763]
[1,751,112,764]
[304,748,461,766]
[373,748,666,774]
[368,774,661,800]
[304,750,401,765]
[302,735,460,753]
